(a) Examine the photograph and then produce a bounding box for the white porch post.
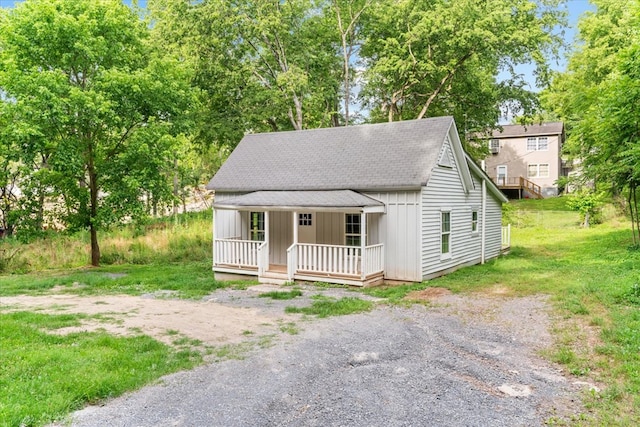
[291,210,298,280]
[361,211,366,279]
[212,207,216,270]
[293,211,298,244]
[264,211,270,272]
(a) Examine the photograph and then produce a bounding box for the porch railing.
[363,244,384,277]
[501,225,511,251]
[215,238,262,269]
[287,243,384,279]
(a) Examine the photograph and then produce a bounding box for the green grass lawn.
[0,262,242,299]
[1,201,639,425]
[0,311,200,427]
[368,202,640,424]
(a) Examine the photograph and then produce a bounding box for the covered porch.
[212,190,386,287]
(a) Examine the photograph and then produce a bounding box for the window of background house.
[539,163,549,177]
[345,214,361,246]
[441,211,451,256]
[250,212,265,241]
[299,213,312,226]
[527,137,548,151]
[538,137,548,150]
[489,139,500,153]
[528,163,550,178]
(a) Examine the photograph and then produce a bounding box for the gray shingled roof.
[207,117,454,192]
[490,122,564,139]
[213,190,384,209]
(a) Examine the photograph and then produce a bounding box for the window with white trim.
[345,214,361,246]
[299,213,312,226]
[249,212,265,241]
[527,163,550,178]
[489,139,500,154]
[441,211,451,256]
[527,137,548,151]
[471,210,478,233]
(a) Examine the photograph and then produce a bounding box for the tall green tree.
[150,0,342,148]
[543,0,640,244]
[0,101,21,235]
[359,0,564,134]
[0,0,194,265]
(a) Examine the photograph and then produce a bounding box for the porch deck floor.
[267,264,287,274]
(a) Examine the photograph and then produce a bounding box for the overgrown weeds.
[0,211,212,273]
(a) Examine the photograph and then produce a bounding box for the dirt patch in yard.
[405,287,452,301]
[0,294,284,347]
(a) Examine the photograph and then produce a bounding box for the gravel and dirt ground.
[2,284,592,426]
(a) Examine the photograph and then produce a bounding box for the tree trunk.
[342,37,350,125]
[88,149,100,266]
[629,188,637,246]
[173,156,179,216]
[632,184,640,246]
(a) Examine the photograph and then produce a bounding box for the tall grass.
[0,211,212,273]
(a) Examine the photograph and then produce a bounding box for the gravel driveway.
[59,286,586,427]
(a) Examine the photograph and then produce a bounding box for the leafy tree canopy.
[542,0,640,243]
[0,0,195,264]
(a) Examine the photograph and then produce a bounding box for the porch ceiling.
[213,190,385,213]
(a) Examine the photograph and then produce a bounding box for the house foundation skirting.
[213,266,384,287]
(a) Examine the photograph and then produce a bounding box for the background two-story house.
[483,122,567,199]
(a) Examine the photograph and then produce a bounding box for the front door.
[497,165,507,186]
[297,213,316,243]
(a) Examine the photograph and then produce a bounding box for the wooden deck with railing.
[491,176,543,199]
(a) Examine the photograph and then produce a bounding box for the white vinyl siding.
[421,138,503,279]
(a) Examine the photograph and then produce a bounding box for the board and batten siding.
[365,191,421,282]
[213,192,244,239]
[421,139,503,279]
[268,211,292,265]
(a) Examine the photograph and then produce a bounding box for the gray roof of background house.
[213,190,385,209]
[489,122,564,139]
[207,116,454,192]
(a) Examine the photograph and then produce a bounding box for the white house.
[206,116,508,286]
